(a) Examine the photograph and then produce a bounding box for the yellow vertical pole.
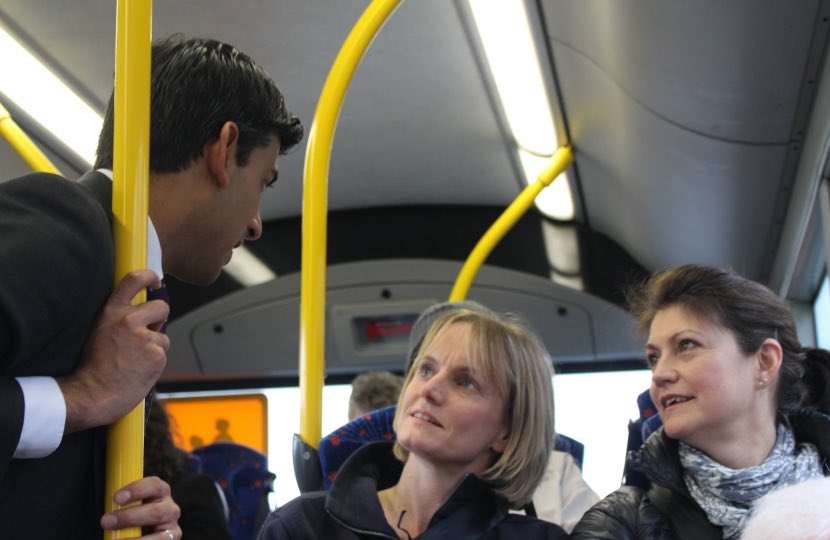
[449,146,573,301]
[0,101,60,174]
[299,0,401,449]
[104,1,152,538]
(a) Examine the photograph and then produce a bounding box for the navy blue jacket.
[258,441,569,540]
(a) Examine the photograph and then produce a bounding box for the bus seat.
[319,405,397,489]
[292,433,324,493]
[191,442,274,540]
[552,433,585,470]
[318,405,585,488]
[622,389,662,489]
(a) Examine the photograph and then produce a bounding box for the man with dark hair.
[0,35,303,539]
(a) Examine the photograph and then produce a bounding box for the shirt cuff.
[14,376,66,458]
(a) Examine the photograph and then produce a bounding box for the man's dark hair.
[95,35,303,171]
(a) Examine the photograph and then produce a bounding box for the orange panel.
[161,394,267,454]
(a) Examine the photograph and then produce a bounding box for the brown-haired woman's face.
[395,323,509,475]
[647,305,766,455]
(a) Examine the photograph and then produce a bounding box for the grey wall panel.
[164,259,640,382]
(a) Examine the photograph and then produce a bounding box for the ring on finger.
[163,529,175,540]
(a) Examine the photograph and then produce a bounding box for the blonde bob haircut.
[392,308,555,508]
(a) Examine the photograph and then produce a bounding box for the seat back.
[192,442,274,540]
[319,405,397,489]
[622,389,662,489]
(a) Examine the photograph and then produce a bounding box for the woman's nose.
[420,375,445,404]
[651,356,678,386]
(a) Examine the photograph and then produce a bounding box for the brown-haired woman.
[572,264,830,540]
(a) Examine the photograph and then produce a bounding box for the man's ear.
[204,121,240,188]
[756,337,783,385]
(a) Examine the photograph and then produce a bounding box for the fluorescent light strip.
[468,0,558,156]
[469,1,574,221]
[0,27,101,165]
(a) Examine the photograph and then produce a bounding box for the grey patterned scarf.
[679,424,823,539]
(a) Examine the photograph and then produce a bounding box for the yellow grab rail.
[449,146,574,301]
[104,1,152,538]
[0,101,60,174]
[300,0,402,449]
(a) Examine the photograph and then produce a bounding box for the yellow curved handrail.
[449,146,574,301]
[104,1,152,538]
[299,0,402,449]
[0,101,60,174]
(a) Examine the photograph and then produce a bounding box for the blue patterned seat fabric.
[192,442,275,540]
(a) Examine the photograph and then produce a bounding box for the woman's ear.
[491,428,510,454]
[756,337,783,386]
[204,121,240,188]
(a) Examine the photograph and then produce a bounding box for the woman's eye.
[678,339,696,352]
[645,353,659,369]
[419,364,433,377]
[458,377,477,390]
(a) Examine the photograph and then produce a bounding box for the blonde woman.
[259,308,567,539]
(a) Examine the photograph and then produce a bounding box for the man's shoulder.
[1,171,97,205]
[0,171,111,233]
[1,171,71,193]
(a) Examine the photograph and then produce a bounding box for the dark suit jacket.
[0,171,115,539]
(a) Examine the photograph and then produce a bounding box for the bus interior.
[2,0,830,505]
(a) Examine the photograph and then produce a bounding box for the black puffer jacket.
[570,410,830,540]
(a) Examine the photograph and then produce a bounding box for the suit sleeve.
[0,173,113,480]
[0,377,24,478]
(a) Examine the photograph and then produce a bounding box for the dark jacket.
[0,172,115,539]
[570,409,830,540]
[258,441,569,540]
[171,473,233,540]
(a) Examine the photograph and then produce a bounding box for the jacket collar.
[79,169,164,281]
[629,408,830,491]
[326,441,508,540]
[630,428,686,494]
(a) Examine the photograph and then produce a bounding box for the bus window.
[553,370,652,498]
[162,385,353,509]
[163,394,268,453]
[163,370,651,508]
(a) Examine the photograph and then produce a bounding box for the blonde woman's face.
[395,323,509,475]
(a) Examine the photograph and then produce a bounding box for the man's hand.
[100,476,182,539]
[57,269,170,433]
